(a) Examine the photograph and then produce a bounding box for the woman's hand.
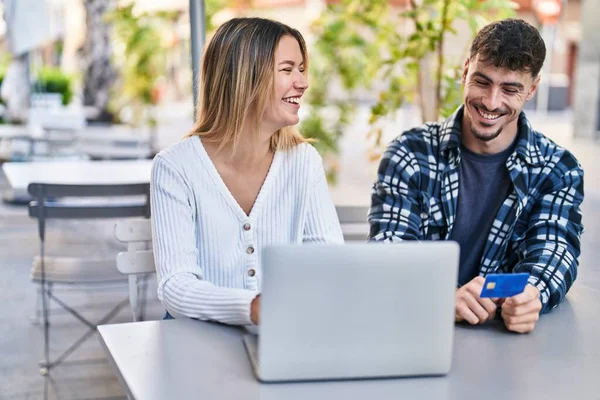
[250,294,261,325]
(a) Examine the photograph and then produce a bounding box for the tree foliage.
[301,0,517,166]
[106,4,177,127]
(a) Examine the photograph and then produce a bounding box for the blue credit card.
[480,273,530,298]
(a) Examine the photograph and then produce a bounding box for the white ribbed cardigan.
[150,136,344,325]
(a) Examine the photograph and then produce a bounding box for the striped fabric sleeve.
[368,137,423,242]
[513,157,584,313]
[151,155,257,325]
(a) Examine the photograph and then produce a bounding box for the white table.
[0,124,32,138]
[0,123,153,161]
[98,284,600,400]
[2,160,153,198]
[76,126,153,160]
[0,124,77,161]
[0,125,38,162]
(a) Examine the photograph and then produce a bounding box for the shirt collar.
[439,105,545,167]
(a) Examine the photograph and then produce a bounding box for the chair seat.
[31,256,126,284]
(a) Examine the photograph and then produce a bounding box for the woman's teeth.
[283,97,300,104]
[476,107,502,120]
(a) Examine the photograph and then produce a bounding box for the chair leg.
[129,275,140,322]
[34,283,54,327]
[44,374,49,400]
[140,274,149,322]
[47,283,53,322]
[36,287,131,374]
[30,287,42,325]
[43,372,59,400]
[43,295,129,370]
[40,281,51,376]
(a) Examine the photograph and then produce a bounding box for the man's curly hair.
[470,19,546,77]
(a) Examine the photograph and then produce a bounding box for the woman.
[151,18,343,326]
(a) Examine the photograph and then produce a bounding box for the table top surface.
[2,159,152,190]
[0,125,32,138]
[98,284,600,400]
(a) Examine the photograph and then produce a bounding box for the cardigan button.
[243,223,251,231]
[246,246,255,255]
[248,269,256,277]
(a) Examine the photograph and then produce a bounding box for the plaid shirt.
[369,106,584,313]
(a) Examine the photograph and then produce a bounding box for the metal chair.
[115,218,156,321]
[27,182,150,379]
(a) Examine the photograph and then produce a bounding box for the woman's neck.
[203,128,274,170]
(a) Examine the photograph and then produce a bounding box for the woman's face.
[261,35,309,134]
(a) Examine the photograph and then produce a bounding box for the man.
[369,19,584,333]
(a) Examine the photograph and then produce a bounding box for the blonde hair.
[186,17,309,154]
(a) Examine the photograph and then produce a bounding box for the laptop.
[243,242,459,383]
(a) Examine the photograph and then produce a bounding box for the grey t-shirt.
[450,143,516,286]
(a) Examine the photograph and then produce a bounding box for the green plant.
[0,54,10,121]
[299,53,355,183]
[0,70,5,106]
[0,69,4,122]
[304,0,517,165]
[106,4,177,127]
[33,66,74,105]
[106,0,233,128]
[0,52,10,84]
[205,0,233,31]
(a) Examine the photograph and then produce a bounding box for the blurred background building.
[0,0,597,193]
[0,0,592,119]
[0,0,597,194]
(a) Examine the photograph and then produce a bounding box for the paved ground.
[0,104,599,399]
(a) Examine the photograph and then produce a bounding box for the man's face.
[462,54,539,142]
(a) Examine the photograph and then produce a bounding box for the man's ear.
[527,75,541,101]
[462,58,470,85]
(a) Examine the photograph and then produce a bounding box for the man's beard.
[470,124,504,142]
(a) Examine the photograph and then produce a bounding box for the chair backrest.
[28,182,150,242]
[114,218,155,321]
[115,218,155,275]
[115,219,156,321]
[28,183,150,217]
[335,205,370,242]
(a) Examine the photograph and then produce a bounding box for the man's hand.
[455,276,498,325]
[501,285,542,333]
[250,294,261,325]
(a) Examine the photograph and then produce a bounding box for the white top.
[150,136,344,325]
